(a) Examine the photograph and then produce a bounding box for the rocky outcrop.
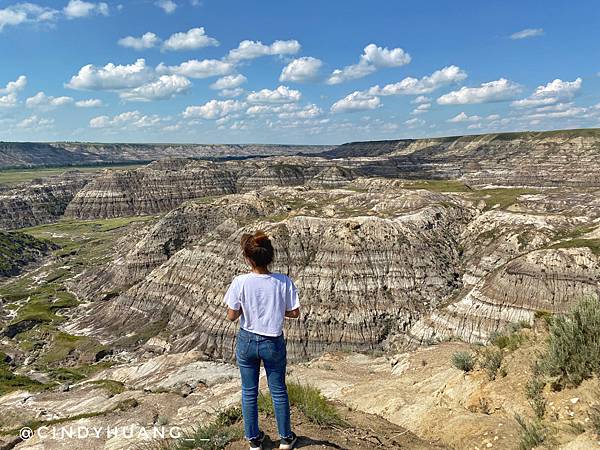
[0,230,55,277]
[0,171,91,229]
[64,159,237,219]
[0,141,332,169]
[67,187,472,361]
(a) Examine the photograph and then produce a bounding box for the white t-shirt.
[224,272,300,337]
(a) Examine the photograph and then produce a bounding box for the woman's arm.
[285,307,300,319]
[226,307,242,321]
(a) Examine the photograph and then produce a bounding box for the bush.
[214,405,242,427]
[451,351,475,372]
[525,378,546,419]
[589,404,600,436]
[540,298,600,387]
[480,349,503,380]
[173,423,242,450]
[515,414,548,450]
[259,382,345,427]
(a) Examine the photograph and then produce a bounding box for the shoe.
[249,430,265,450]
[279,431,298,449]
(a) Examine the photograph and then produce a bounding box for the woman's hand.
[285,307,300,319]
[226,307,242,321]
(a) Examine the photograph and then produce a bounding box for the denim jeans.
[235,327,292,440]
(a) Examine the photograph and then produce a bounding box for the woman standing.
[225,231,301,450]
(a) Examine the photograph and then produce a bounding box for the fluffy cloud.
[437,78,521,105]
[210,74,247,90]
[75,98,103,107]
[511,78,582,108]
[155,0,177,14]
[510,28,544,40]
[412,95,430,104]
[226,39,301,62]
[162,27,219,51]
[411,102,431,115]
[278,104,322,119]
[18,115,54,129]
[64,0,108,19]
[119,74,191,101]
[404,117,424,128]
[367,65,467,96]
[279,57,323,83]
[118,32,160,50]
[67,59,155,90]
[90,110,162,129]
[246,103,321,119]
[246,86,301,104]
[157,59,233,79]
[26,91,74,108]
[0,3,58,31]
[182,99,245,119]
[0,75,27,108]
[218,88,245,98]
[447,112,481,123]
[330,91,381,113]
[326,43,411,85]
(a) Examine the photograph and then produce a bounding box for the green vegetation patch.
[400,179,472,193]
[0,164,144,187]
[0,231,54,277]
[0,352,48,395]
[471,188,539,210]
[549,239,600,256]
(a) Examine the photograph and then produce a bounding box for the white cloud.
[279,57,323,83]
[412,95,430,104]
[162,27,219,51]
[67,58,155,90]
[246,86,301,104]
[0,3,58,31]
[157,59,233,79]
[90,110,162,129]
[0,75,27,108]
[330,91,381,113]
[119,74,191,101]
[155,0,177,14]
[368,65,467,96]
[510,28,544,40]
[18,115,54,129]
[75,98,103,107]
[226,39,301,62]
[326,43,411,85]
[437,78,521,105]
[118,32,160,50]
[404,117,424,128]
[26,91,74,108]
[218,88,245,98]
[210,74,247,90]
[182,99,245,119]
[511,78,582,108]
[278,104,322,119]
[64,1,108,19]
[447,112,481,123]
[411,102,431,115]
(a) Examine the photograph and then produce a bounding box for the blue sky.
[1,0,599,144]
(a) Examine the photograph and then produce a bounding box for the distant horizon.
[2,125,600,147]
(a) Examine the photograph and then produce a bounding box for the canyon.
[0,129,599,449]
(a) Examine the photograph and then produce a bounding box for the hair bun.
[241,230,274,267]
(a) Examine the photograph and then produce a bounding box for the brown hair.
[241,231,274,267]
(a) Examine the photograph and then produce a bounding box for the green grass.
[515,414,549,450]
[480,348,504,380]
[171,423,242,450]
[0,164,144,187]
[549,239,600,256]
[0,231,54,277]
[86,379,126,396]
[0,360,48,395]
[259,381,345,427]
[471,188,538,210]
[400,179,472,192]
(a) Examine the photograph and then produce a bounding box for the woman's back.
[225,272,299,337]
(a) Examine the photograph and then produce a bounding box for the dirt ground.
[225,404,449,450]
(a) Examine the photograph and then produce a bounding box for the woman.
[225,231,301,450]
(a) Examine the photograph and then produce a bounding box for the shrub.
[259,382,345,427]
[451,351,475,372]
[172,423,242,450]
[525,378,546,419]
[589,404,600,436]
[214,405,242,427]
[480,349,503,380]
[540,298,600,387]
[515,414,548,450]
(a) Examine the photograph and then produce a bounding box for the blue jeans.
[235,327,292,440]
